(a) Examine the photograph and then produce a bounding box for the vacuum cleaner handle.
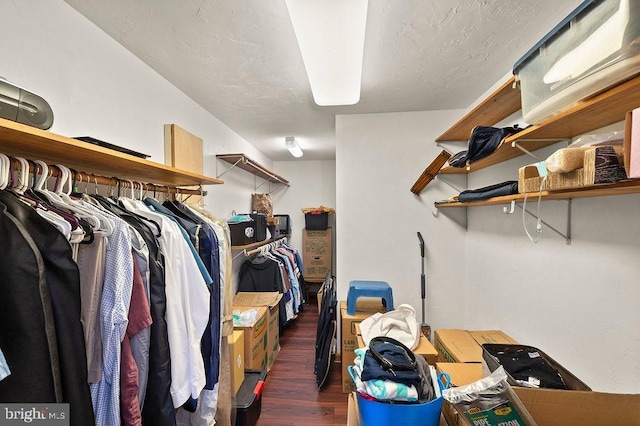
[417,232,425,300]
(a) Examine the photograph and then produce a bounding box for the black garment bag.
[315,271,337,389]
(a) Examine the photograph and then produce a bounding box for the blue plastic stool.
[346,280,394,315]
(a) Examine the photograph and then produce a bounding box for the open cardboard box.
[233,292,283,371]
[438,361,640,426]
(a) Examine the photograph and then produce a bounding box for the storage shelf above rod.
[436,76,521,142]
[0,118,223,187]
[216,153,290,186]
[437,74,640,176]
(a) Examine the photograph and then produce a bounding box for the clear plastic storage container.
[513,0,640,124]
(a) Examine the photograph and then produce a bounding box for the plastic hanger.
[0,153,9,190]
[55,165,113,238]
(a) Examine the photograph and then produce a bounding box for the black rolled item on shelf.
[315,271,337,389]
[458,180,519,202]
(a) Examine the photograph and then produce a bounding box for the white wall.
[0,0,269,220]
[272,160,337,271]
[336,108,640,393]
[336,110,468,330]
[465,151,640,394]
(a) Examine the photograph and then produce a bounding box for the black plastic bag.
[449,125,523,168]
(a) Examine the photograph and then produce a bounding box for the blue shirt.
[88,209,134,426]
[0,348,10,381]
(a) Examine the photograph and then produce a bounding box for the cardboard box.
[433,329,517,363]
[233,306,268,370]
[304,255,331,281]
[303,228,332,256]
[303,228,332,281]
[233,292,283,371]
[513,387,640,426]
[228,330,245,396]
[355,324,438,366]
[438,358,640,425]
[436,362,484,426]
[340,299,386,393]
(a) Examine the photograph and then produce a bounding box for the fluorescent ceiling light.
[285,136,303,157]
[285,0,368,106]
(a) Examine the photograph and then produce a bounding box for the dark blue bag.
[449,125,523,168]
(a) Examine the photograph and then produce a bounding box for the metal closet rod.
[7,156,205,196]
[244,236,288,257]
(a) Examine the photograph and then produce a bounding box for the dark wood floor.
[257,299,347,426]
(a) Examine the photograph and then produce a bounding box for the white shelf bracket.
[435,175,464,194]
[216,157,243,179]
[511,139,571,163]
[517,199,572,245]
[432,207,439,217]
[255,177,269,191]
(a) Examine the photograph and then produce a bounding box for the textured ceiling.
[63,0,583,160]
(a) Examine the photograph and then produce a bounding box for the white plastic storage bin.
[514,0,640,124]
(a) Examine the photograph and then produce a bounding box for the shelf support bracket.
[435,175,464,194]
[216,157,243,179]
[515,199,572,245]
[511,139,571,163]
[255,177,269,191]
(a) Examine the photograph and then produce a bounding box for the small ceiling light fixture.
[285,0,369,106]
[285,136,303,158]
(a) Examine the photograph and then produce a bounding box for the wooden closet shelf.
[436,74,640,176]
[434,179,640,208]
[439,138,561,175]
[436,76,521,142]
[217,153,289,186]
[0,118,223,187]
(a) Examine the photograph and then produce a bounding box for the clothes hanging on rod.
[237,238,306,326]
[0,156,230,426]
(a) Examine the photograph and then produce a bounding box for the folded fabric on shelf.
[458,181,519,202]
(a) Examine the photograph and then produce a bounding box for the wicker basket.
[518,146,626,193]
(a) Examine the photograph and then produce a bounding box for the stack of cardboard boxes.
[231,292,283,386]
[302,228,332,282]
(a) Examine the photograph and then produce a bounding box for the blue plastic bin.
[356,374,448,426]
